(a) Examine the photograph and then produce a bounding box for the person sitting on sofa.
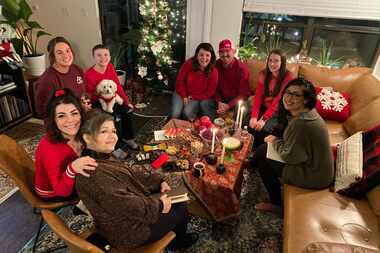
[76,109,198,250]
[215,39,250,122]
[171,42,218,120]
[249,49,294,146]
[254,78,334,213]
[34,88,97,199]
[85,44,138,150]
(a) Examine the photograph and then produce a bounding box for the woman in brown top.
[76,109,198,250]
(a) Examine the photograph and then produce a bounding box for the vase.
[23,54,46,76]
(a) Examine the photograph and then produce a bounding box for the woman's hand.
[160,194,172,213]
[183,97,190,106]
[255,119,266,131]
[217,102,229,115]
[264,135,278,143]
[127,103,134,109]
[249,118,258,129]
[160,181,171,193]
[71,156,98,177]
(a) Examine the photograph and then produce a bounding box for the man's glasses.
[284,90,303,98]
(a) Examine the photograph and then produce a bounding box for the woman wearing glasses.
[254,78,334,213]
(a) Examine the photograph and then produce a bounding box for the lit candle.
[211,128,217,153]
[239,106,245,129]
[220,139,226,164]
[236,100,242,127]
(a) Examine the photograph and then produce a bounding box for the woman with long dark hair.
[254,78,334,213]
[171,42,218,120]
[249,49,294,146]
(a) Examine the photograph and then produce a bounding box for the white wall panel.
[243,0,380,20]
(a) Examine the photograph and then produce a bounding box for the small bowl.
[214,118,225,128]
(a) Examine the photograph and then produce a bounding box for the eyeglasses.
[284,90,304,98]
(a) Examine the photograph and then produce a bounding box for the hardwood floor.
[0,191,41,252]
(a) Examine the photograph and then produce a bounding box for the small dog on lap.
[96,79,123,113]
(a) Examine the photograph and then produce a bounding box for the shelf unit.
[0,61,32,133]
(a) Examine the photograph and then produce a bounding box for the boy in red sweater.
[85,44,138,150]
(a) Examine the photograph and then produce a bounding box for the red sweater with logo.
[251,70,294,120]
[35,65,86,117]
[34,135,78,198]
[85,63,129,105]
[215,58,250,108]
[175,59,218,100]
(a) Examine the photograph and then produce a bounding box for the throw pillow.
[315,87,351,122]
[334,132,363,192]
[338,124,380,199]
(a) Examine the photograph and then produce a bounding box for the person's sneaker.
[168,232,199,251]
[123,139,139,151]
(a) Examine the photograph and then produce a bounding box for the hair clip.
[55,89,65,97]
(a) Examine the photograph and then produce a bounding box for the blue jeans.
[171,92,216,120]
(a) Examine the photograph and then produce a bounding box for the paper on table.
[266,142,285,163]
[154,130,168,141]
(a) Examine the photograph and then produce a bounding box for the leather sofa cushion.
[347,74,380,115]
[325,121,348,145]
[344,97,380,136]
[298,64,372,93]
[283,185,380,253]
[302,242,380,253]
[243,59,299,93]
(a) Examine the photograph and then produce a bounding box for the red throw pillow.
[315,87,351,122]
[338,124,380,199]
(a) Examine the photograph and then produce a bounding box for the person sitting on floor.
[85,44,138,150]
[76,109,198,250]
[249,49,294,147]
[215,39,251,123]
[254,78,334,213]
[171,42,218,121]
[34,88,97,199]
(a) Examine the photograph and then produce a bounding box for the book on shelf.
[0,96,12,123]
[0,82,17,93]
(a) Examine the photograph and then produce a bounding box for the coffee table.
[163,119,253,222]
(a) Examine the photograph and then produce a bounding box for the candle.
[211,128,217,153]
[220,139,226,164]
[236,100,242,126]
[239,106,245,129]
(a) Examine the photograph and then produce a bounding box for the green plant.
[238,41,258,61]
[1,0,51,56]
[314,39,344,68]
[110,29,142,69]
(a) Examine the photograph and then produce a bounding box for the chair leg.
[32,215,44,253]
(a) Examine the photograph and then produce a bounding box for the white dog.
[96,79,123,113]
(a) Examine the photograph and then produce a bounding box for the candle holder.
[216,163,226,174]
[205,153,217,165]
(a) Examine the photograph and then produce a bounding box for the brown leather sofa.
[244,59,380,252]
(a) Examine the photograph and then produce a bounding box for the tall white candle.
[236,100,242,126]
[239,106,245,129]
[220,139,226,164]
[211,128,217,153]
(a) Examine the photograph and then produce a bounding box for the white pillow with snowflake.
[315,87,351,122]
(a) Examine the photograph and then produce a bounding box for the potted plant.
[1,0,51,76]
[313,39,343,69]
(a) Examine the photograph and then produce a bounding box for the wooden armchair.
[41,209,176,253]
[0,134,78,252]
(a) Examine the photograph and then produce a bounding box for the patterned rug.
[17,116,283,253]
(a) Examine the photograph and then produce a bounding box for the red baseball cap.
[219,39,235,52]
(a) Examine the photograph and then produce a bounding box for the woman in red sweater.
[34,89,97,199]
[249,49,294,146]
[171,43,218,120]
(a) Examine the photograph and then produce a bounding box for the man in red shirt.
[215,39,251,126]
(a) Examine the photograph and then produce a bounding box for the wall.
[29,0,102,69]
[186,0,243,58]
[373,55,380,80]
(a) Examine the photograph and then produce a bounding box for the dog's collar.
[100,94,117,102]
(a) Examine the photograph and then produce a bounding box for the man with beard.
[215,39,251,124]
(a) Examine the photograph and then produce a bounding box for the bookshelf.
[0,61,32,133]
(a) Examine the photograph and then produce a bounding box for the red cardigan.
[34,135,78,198]
[85,63,129,104]
[175,59,218,100]
[251,70,294,120]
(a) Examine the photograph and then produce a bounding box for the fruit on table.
[200,128,223,141]
[223,137,241,150]
[166,146,177,155]
[200,116,213,128]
